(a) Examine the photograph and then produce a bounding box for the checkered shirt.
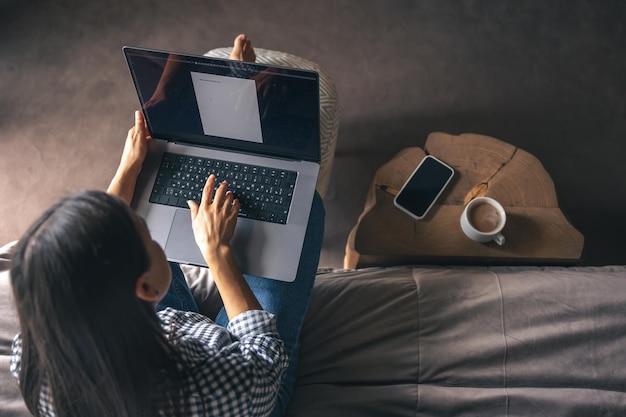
[10,308,288,417]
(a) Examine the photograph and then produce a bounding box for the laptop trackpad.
[164,210,206,266]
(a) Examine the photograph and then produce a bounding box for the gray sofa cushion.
[414,265,626,416]
[287,265,626,417]
[288,267,420,416]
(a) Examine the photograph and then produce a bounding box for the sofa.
[2,239,626,416]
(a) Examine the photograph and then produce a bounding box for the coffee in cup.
[460,197,506,245]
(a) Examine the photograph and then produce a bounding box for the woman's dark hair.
[11,190,182,417]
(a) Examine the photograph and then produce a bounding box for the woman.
[9,106,324,416]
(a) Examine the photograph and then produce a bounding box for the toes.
[229,33,255,62]
[229,34,246,60]
[241,39,256,63]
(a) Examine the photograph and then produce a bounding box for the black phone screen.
[394,156,454,218]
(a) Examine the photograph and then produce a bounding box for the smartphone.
[393,155,455,220]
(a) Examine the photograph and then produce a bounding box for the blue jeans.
[157,263,200,313]
[158,192,325,417]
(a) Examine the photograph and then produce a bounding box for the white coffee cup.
[460,197,506,245]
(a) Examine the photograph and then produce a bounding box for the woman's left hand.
[118,110,151,177]
[107,111,152,205]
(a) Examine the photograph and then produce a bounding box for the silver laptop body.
[123,46,320,282]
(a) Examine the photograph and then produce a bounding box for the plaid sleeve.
[159,308,288,416]
[10,334,55,416]
[9,334,21,379]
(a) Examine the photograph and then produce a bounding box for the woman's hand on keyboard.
[187,174,262,318]
[187,174,240,260]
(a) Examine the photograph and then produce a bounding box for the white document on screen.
[190,71,263,143]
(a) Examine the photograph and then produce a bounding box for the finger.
[143,118,151,140]
[229,197,241,220]
[213,181,229,205]
[134,111,145,136]
[135,110,151,140]
[201,175,217,206]
[187,199,199,219]
[222,190,235,211]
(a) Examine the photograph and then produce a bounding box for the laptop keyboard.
[149,152,297,224]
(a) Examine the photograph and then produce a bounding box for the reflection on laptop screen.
[124,48,320,162]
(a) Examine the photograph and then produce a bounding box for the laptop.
[123,46,320,282]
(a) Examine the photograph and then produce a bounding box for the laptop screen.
[123,46,320,163]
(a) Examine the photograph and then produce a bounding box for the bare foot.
[229,34,256,63]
